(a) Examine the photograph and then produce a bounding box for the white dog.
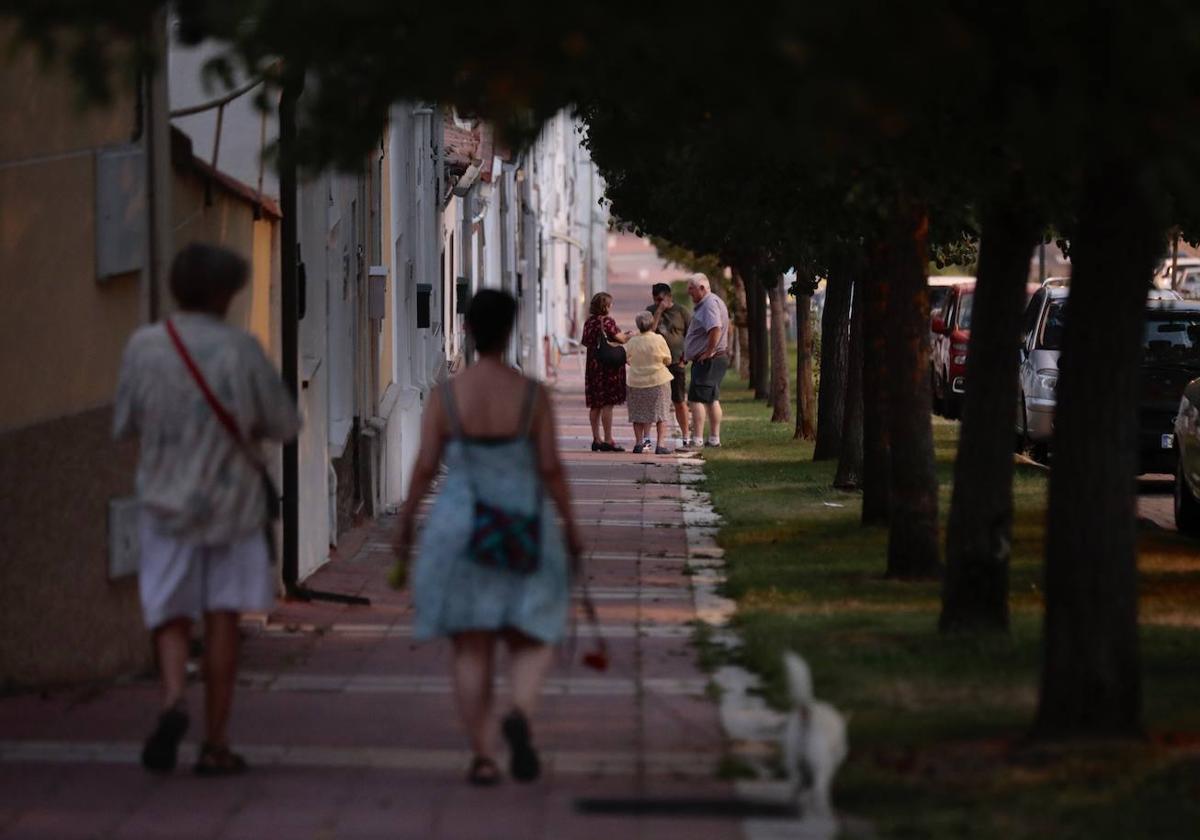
[781,652,848,817]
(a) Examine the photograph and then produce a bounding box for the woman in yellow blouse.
[625,311,675,454]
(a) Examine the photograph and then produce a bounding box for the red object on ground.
[582,649,609,671]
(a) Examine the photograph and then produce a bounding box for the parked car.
[1016,285,1069,459]
[1017,293,1200,473]
[927,275,972,321]
[1140,301,1200,474]
[930,281,974,418]
[1174,377,1200,534]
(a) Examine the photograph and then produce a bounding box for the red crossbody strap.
[164,318,245,446]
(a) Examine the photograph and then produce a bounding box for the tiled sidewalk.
[0,250,747,839]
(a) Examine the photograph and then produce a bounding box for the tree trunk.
[940,191,1040,633]
[732,271,750,380]
[834,276,864,489]
[768,274,791,422]
[749,279,769,399]
[1034,166,1161,738]
[814,267,853,459]
[795,289,817,439]
[881,206,941,579]
[861,248,891,526]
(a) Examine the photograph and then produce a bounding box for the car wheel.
[944,392,960,421]
[1174,454,1200,535]
[1031,442,1051,465]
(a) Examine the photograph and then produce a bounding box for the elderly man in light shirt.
[114,243,301,776]
[681,273,731,447]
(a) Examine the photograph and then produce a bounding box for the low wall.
[0,406,149,688]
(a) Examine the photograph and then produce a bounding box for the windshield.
[1038,301,1066,350]
[1143,316,1200,365]
[957,292,974,330]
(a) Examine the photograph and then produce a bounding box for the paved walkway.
[0,239,747,839]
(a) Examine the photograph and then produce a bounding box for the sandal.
[193,742,249,777]
[467,755,501,786]
[141,704,189,773]
[502,710,541,782]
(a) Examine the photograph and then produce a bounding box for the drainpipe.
[143,8,171,322]
[278,69,302,593]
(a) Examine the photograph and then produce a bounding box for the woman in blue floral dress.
[393,290,584,787]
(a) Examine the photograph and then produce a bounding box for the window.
[1039,301,1066,350]
[1021,290,1045,345]
[957,292,974,330]
[1143,316,1200,364]
[929,286,952,315]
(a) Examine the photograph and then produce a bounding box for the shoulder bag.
[165,320,281,557]
[593,319,626,367]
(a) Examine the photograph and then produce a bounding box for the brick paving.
[0,239,746,839]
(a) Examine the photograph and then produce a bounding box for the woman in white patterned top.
[114,243,301,776]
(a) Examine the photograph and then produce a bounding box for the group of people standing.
[581,272,731,454]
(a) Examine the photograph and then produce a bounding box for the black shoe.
[600,442,625,453]
[591,440,603,452]
[141,705,189,773]
[193,741,249,777]
[502,710,540,782]
[467,755,501,787]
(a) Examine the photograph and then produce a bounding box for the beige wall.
[0,25,138,163]
[0,28,283,686]
[0,29,145,435]
[0,135,144,434]
[169,172,280,353]
[0,406,148,687]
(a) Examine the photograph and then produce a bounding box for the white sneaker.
[706,437,721,448]
[642,438,653,450]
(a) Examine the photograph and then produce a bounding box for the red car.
[930,281,974,418]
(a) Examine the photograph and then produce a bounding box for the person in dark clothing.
[647,283,693,448]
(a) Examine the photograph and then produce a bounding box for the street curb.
[675,460,870,840]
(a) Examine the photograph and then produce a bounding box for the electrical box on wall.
[417,283,432,328]
[95,146,146,280]
[108,497,140,580]
[368,265,387,320]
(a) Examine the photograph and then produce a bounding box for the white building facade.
[169,34,607,583]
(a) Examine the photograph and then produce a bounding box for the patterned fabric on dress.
[411,379,569,644]
[582,315,627,407]
[627,384,672,424]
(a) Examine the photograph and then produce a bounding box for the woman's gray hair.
[635,311,655,332]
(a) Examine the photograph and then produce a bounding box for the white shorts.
[138,512,277,629]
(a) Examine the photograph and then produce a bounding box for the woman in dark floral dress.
[582,292,629,452]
